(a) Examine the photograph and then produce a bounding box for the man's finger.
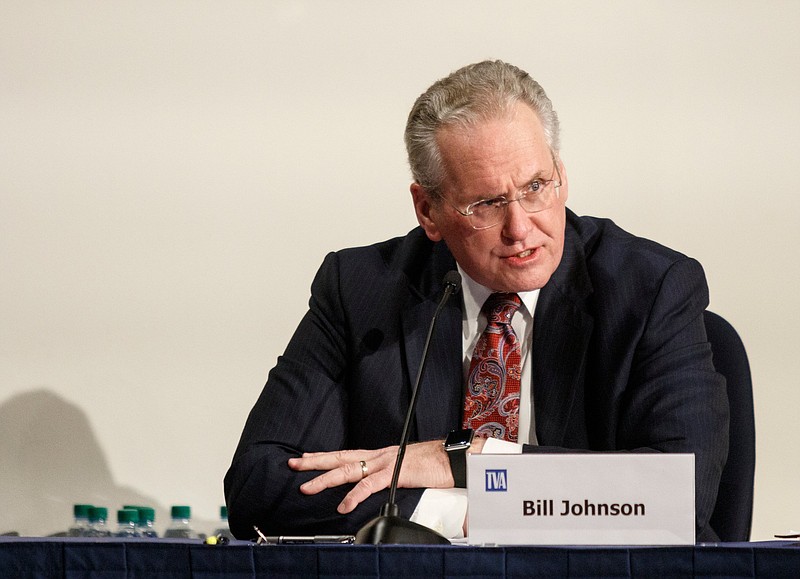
[298,460,362,494]
[289,449,361,471]
[337,468,392,513]
[298,454,395,495]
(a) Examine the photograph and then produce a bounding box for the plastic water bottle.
[67,504,93,537]
[114,508,140,538]
[212,506,234,540]
[122,505,157,538]
[137,507,158,538]
[163,505,198,539]
[87,506,111,537]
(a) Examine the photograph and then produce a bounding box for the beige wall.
[2,1,798,538]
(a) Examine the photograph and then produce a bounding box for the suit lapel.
[402,298,463,440]
[532,218,595,446]
[400,241,463,441]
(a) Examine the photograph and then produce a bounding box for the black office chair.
[704,310,755,542]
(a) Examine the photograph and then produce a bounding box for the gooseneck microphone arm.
[355,270,462,545]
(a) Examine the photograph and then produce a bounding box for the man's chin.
[491,275,551,293]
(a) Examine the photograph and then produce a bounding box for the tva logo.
[485,469,508,491]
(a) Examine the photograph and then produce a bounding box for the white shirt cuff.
[407,438,522,539]
[482,437,523,454]
[409,488,468,539]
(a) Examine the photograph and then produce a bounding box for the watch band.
[444,428,474,488]
[448,446,467,488]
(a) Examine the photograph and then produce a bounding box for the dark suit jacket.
[224,210,729,542]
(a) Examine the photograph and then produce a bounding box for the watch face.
[445,429,473,449]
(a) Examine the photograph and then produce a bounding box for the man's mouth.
[515,249,533,258]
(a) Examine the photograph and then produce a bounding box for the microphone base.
[354,515,451,545]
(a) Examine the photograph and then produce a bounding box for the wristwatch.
[443,428,474,488]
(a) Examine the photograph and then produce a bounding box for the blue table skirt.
[1,537,799,578]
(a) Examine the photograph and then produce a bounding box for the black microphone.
[355,270,462,545]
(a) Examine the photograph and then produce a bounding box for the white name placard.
[467,453,694,546]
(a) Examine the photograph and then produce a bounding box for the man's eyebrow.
[472,164,555,200]
[526,163,555,181]
[511,166,555,191]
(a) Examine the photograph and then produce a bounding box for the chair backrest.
[704,310,755,542]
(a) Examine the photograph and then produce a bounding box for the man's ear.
[410,182,443,242]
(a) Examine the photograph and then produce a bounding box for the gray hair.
[404,60,560,197]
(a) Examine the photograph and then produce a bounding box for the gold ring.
[360,460,368,479]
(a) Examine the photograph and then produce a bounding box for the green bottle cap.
[117,509,139,524]
[171,505,191,519]
[138,507,156,524]
[73,504,93,518]
[89,507,108,522]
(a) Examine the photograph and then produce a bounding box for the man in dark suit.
[224,61,729,542]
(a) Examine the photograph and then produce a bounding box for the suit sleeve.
[224,252,423,538]
[623,258,728,541]
[525,258,729,542]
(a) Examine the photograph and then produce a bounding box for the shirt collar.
[456,263,540,323]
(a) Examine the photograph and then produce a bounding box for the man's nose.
[501,199,532,240]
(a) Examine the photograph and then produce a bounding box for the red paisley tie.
[463,292,522,442]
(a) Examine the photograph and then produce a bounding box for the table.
[1,537,799,578]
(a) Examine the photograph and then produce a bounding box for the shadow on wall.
[0,388,165,537]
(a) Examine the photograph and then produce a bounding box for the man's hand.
[287,437,487,514]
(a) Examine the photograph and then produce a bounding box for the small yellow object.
[204,536,218,545]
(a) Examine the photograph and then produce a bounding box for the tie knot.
[482,292,521,325]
